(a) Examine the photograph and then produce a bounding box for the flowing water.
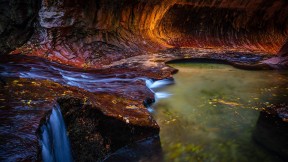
[151,63,288,162]
[40,104,73,162]
[1,55,288,161]
[0,55,147,94]
[0,55,149,161]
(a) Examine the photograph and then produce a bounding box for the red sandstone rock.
[5,0,287,69]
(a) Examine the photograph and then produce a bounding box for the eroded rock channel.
[1,0,288,161]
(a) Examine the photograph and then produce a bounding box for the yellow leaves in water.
[207,97,270,112]
[209,98,241,107]
[217,99,241,106]
[164,118,177,125]
[208,99,217,107]
[166,143,203,161]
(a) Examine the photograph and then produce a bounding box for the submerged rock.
[253,108,288,160]
[104,136,163,162]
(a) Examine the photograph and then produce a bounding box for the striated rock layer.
[0,55,161,161]
[0,0,39,55]
[3,0,287,68]
[1,0,288,161]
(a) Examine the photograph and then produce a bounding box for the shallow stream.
[152,63,288,162]
[1,55,288,161]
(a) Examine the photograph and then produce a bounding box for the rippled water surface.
[152,63,288,162]
[0,55,150,161]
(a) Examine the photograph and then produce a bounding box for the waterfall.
[146,79,174,89]
[146,79,173,101]
[40,104,73,162]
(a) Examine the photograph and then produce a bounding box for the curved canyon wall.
[1,0,288,67]
[0,0,39,55]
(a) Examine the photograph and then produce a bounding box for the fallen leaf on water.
[217,99,241,106]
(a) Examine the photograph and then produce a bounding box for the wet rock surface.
[5,0,288,69]
[103,136,163,162]
[262,104,288,122]
[0,77,82,161]
[0,0,39,55]
[0,0,288,161]
[0,55,160,161]
[253,110,288,160]
[56,97,159,161]
[1,52,287,161]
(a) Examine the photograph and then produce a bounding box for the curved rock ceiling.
[0,1,288,160]
[2,0,288,68]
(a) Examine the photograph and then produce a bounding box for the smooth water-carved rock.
[103,136,163,162]
[0,55,162,161]
[56,97,160,161]
[7,0,288,68]
[1,1,288,161]
[0,0,39,54]
[253,110,288,160]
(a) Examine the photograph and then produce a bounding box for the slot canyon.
[0,0,288,161]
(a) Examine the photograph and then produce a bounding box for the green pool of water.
[153,63,288,162]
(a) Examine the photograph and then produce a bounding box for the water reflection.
[152,63,288,162]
